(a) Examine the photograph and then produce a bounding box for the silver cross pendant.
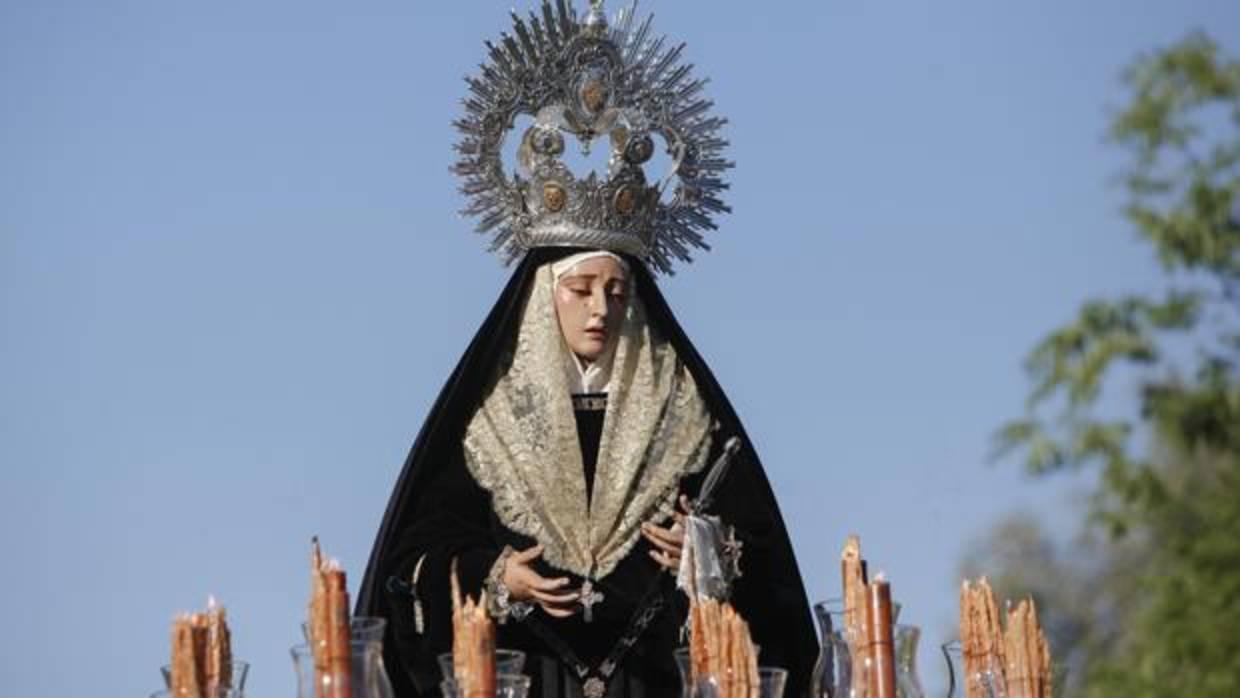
[579,579,605,623]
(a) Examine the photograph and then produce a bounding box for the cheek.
[554,287,576,313]
[554,292,584,331]
[607,298,627,325]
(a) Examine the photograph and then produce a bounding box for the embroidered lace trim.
[463,262,713,578]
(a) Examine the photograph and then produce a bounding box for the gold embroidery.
[463,262,714,578]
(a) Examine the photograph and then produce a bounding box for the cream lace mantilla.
[463,263,714,579]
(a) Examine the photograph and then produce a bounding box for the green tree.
[991,32,1240,698]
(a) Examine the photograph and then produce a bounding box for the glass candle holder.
[692,667,789,698]
[439,674,532,698]
[159,660,250,695]
[300,617,394,695]
[1001,666,1068,698]
[291,640,395,698]
[436,649,527,680]
[941,640,1005,698]
[301,616,388,643]
[893,624,926,698]
[809,627,855,698]
[674,647,693,696]
[758,667,790,698]
[149,690,240,698]
[815,599,875,698]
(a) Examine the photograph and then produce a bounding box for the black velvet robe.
[356,248,817,697]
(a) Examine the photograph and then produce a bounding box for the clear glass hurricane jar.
[690,667,789,698]
[291,639,395,698]
[439,674,532,698]
[301,617,389,644]
[941,640,1006,698]
[674,647,693,696]
[150,689,241,698]
[893,624,925,698]
[159,660,250,696]
[299,616,395,697]
[436,649,527,680]
[811,600,859,698]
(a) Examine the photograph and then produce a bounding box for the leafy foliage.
[987,33,1240,698]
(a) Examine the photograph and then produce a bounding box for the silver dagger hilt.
[689,436,743,515]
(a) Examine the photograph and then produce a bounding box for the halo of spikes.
[451,0,733,274]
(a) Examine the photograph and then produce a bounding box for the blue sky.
[3,1,1238,696]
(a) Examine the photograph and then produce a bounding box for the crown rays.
[452,0,733,274]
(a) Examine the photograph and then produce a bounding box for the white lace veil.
[462,257,714,578]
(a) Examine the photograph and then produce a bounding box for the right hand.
[501,544,579,619]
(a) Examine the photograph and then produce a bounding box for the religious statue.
[355,2,817,695]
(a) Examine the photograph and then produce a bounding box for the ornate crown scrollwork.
[452,0,733,274]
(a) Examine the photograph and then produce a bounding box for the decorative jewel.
[583,0,608,34]
[580,78,608,113]
[583,676,607,698]
[609,125,629,152]
[532,128,565,156]
[613,185,638,217]
[543,182,568,212]
[484,547,535,624]
[623,134,654,165]
[452,0,734,274]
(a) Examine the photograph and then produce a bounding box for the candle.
[686,598,759,698]
[205,596,232,694]
[840,535,870,698]
[170,614,202,697]
[865,575,897,698]
[960,577,1007,698]
[324,564,354,698]
[309,539,353,698]
[450,563,496,698]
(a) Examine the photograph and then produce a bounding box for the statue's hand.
[501,544,579,618]
[642,495,691,572]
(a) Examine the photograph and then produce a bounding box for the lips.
[584,328,607,341]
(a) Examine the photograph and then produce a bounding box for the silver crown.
[452,0,733,274]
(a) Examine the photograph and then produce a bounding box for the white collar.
[564,344,615,395]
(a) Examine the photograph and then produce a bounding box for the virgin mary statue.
[356,3,817,696]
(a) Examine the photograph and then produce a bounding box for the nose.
[588,288,608,319]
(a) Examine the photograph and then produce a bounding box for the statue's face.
[553,256,629,363]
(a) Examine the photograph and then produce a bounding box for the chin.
[575,343,605,362]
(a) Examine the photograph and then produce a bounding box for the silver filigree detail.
[452,0,733,274]
[583,677,607,698]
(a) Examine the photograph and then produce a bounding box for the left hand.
[642,495,692,572]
